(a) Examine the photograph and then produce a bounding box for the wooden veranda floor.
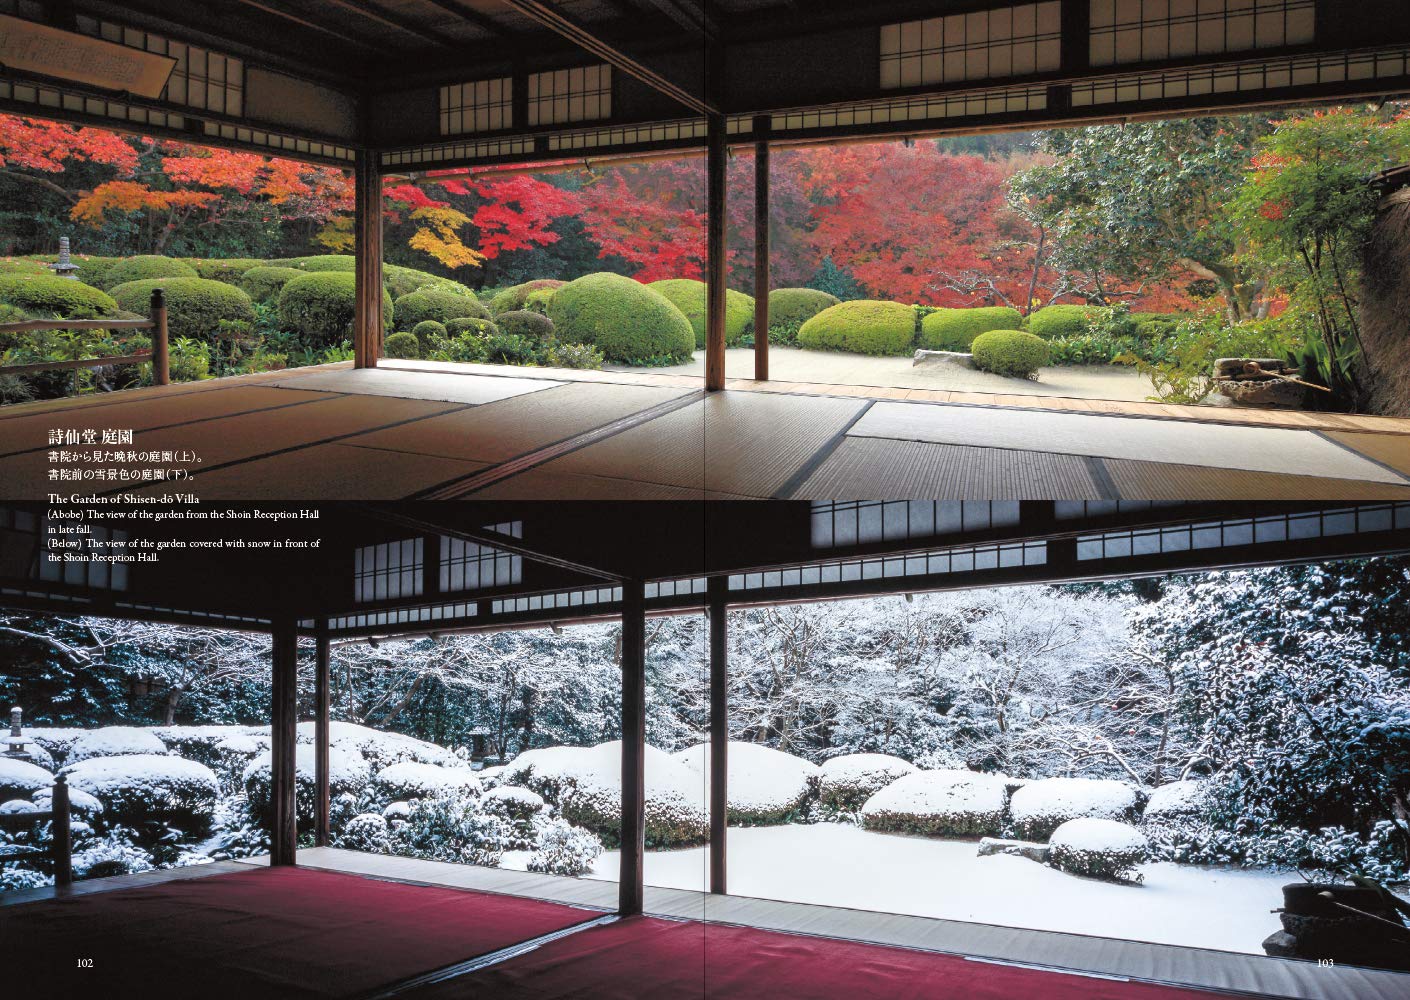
[4,847,1406,1000]
[2,360,1409,500]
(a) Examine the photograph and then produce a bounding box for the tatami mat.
[849,402,1410,485]
[129,443,488,500]
[1101,458,1410,500]
[788,438,1107,499]
[268,368,562,404]
[542,392,868,498]
[344,383,694,465]
[0,395,464,499]
[0,386,333,458]
[1323,431,1410,477]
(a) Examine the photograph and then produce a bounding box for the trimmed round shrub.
[920,306,1024,351]
[188,258,265,283]
[971,329,1050,379]
[859,769,1009,837]
[496,309,555,342]
[11,254,124,288]
[0,275,117,318]
[111,278,256,343]
[239,266,304,304]
[1141,779,1211,822]
[100,255,198,290]
[63,755,218,831]
[335,812,392,853]
[0,757,54,801]
[648,278,755,349]
[1010,777,1142,841]
[769,288,841,327]
[504,741,706,848]
[308,720,461,770]
[548,273,696,365]
[674,742,819,826]
[279,254,355,273]
[1131,312,1185,342]
[385,264,467,300]
[373,761,481,803]
[797,300,917,356]
[244,745,370,831]
[481,785,546,823]
[445,317,499,338]
[489,279,565,316]
[411,320,447,351]
[383,331,421,359]
[0,258,52,277]
[395,287,489,331]
[278,272,393,346]
[528,816,602,876]
[1025,304,1107,340]
[1049,818,1148,883]
[67,726,168,764]
[818,753,918,812]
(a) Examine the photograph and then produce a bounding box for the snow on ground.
[582,823,1292,954]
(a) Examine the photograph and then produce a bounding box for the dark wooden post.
[705,112,728,392]
[270,620,299,866]
[51,775,72,887]
[708,576,728,895]
[314,627,331,848]
[149,288,169,386]
[752,115,770,383]
[353,150,383,369]
[619,579,647,916]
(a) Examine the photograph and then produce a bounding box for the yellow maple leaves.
[406,206,485,270]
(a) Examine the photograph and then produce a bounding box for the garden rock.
[912,349,976,369]
[977,837,1051,863]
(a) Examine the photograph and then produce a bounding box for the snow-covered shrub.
[63,755,218,831]
[1141,780,1210,822]
[302,722,459,770]
[504,742,707,848]
[0,799,40,815]
[73,835,156,880]
[21,728,83,766]
[149,725,246,766]
[0,757,54,800]
[0,868,51,891]
[204,794,269,860]
[335,813,393,854]
[400,789,511,867]
[382,801,411,822]
[31,785,104,818]
[373,762,481,804]
[482,786,545,823]
[477,765,505,789]
[674,742,819,825]
[527,816,602,877]
[1048,818,1147,883]
[243,745,370,831]
[66,726,168,763]
[208,733,271,793]
[1010,778,1142,840]
[818,753,917,812]
[860,769,1009,837]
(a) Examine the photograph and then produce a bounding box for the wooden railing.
[0,774,73,887]
[0,287,169,388]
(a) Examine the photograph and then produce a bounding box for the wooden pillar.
[619,580,647,916]
[269,620,299,866]
[51,775,73,887]
[752,116,770,383]
[149,288,170,386]
[708,576,728,895]
[705,112,728,392]
[353,150,383,369]
[314,627,331,848]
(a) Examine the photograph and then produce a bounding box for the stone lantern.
[48,236,80,280]
[3,706,34,761]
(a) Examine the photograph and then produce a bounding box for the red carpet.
[2,865,599,999]
[409,916,1243,1000]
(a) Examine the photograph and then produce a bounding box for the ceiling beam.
[635,0,716,39]
[319,0,461,48]
[228,0,388,54]
[417,0,509,39]
[497,0,715,115]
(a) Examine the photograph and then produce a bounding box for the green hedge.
[548,272,694,364]
[278,272,393,346]
[971,329,1050,379]
[1026,304,1107,340]
[395,288,489,331]
[648,278,755,349]
[488,279,565,316]
[272,255,467,299]
[919,306,1024,351]
[110,278,256,342]
[1131,312,1184,341]
[100,255,198,290]
[188,258,265,283]
[383,332,421,360]
[239,266,305,304]
[496,310,555,341]
[411,320,447,352]
[768,288,840,328]
[445,317,499,338]
[797,300,917,356]
[0,275,117,319]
